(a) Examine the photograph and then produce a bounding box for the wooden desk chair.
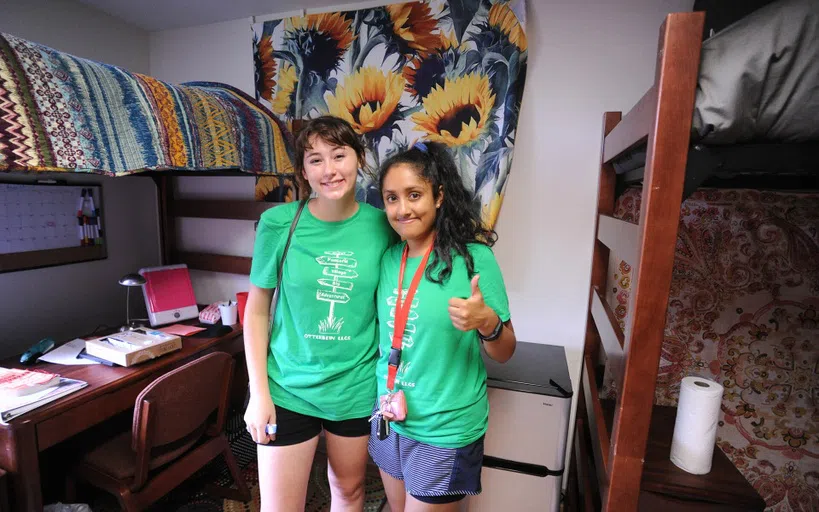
[66,352,251,511]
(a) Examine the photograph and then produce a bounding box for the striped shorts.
[367,417,484,500]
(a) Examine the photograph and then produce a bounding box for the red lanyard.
[387,242,433,391]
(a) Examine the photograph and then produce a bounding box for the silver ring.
[265,424,278,435]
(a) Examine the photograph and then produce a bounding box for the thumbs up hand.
[449,275,496,332]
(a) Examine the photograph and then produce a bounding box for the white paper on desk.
[38,338,99,365]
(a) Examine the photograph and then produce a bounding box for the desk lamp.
[118,273,148,331]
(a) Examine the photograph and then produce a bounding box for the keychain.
[377,416,390,440]
[369,400,391,440]
[379,389,407,421]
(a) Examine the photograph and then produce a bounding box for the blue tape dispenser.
[20,338,55,366]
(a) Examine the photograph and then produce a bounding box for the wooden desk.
[0,327,244,512]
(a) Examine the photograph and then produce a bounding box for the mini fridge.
[467,342,573,512]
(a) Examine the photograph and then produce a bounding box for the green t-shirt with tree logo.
[250,201,395,420]
[375,242,510,448]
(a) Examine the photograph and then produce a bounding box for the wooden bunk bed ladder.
[579,12,705,512]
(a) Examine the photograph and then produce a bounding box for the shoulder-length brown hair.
[293,116,367,197]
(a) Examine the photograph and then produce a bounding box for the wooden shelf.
[600,400,766,510]
[169,199,279,275]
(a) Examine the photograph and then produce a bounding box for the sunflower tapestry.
[252,0,527,229]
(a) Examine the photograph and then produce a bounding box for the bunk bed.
[0,31,295,274]
[567,1,818,511]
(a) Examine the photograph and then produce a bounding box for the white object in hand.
[669,376,724,474]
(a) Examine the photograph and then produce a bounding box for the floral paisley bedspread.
[606,187,819,511]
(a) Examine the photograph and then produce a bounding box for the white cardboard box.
[85,329,182,367]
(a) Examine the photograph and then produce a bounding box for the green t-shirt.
[375,242,510,448]
[250,201,395,420]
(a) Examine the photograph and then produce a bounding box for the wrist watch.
[479,315,503,342]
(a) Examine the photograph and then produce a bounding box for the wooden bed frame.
[153,174,273,275]
[566,12,766,512]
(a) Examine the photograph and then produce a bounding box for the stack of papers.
[0,367,59,396]
[0,376,87,424]
[38,339,100,365]
[159,324,206,336]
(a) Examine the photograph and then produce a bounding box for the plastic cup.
[236,292,249,325]
[219,302,238,325]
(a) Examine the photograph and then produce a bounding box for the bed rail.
[153,121,306,276]
[154,176,282,275]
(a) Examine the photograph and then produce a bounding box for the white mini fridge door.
[466,387,570,512]
[482,387,570,468]
[467,466,560,512]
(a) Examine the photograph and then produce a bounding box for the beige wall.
[0,0,150,73]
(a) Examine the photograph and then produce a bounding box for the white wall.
[149,17,254,92]
[0,0,159,357]
[0,0,150,73]
[149,0,694,478]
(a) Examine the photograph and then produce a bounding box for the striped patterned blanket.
[0,32,294,176]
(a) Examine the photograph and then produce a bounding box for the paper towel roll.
[669,376,724,474]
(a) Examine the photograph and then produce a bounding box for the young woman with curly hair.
[368,141,517,511]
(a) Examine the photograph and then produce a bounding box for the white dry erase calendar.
[0,182,106,273]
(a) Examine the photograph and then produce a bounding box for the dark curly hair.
[294,116,367,197]
[378,141,497,284]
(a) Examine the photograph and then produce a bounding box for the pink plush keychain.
[379,389,407,422]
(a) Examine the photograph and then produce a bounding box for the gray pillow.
[692,0,819,144]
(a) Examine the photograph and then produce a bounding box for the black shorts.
[262,404,370,446]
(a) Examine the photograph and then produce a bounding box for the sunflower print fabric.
[252,0,527,230]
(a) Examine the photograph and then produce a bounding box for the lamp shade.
[118,273,146,286]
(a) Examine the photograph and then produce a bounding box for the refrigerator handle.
[483,455,564,477]
[549,378,571,398]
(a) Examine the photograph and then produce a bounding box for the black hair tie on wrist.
[479,316,503,342]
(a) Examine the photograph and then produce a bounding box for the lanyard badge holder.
[373,243,433,440]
